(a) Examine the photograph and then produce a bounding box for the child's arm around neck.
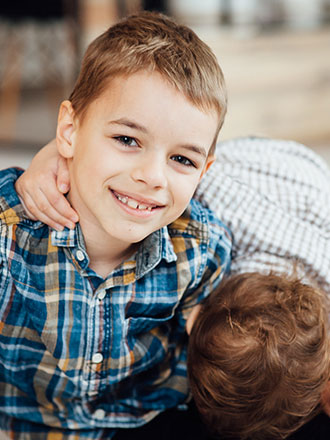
[15,139,78,230]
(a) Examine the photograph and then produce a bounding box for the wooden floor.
[197,26,330,150]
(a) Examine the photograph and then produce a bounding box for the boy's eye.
[114,136,138,147]
[171,155,195,167]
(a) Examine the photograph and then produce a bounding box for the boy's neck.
[88,245,138,279]
[79,216,139,278]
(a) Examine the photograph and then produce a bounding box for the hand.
[15,139,79,231]
[186,304,201,335]
[321,381,330,417]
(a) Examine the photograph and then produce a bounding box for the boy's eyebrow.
[181,144,207,158]
[110,118,207,158]
[110,118,148,133]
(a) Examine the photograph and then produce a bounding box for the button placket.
[76,249,85,261]
[97,290,106,300]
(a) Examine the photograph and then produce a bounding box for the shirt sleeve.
[0,167,24,309]
[194,137,330,296]
[177,211,232,324]
[0,225,10,314]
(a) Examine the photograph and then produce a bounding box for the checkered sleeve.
[195,137,330,296]
[175,205,232,324]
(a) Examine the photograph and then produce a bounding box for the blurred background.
[1,0,330,168]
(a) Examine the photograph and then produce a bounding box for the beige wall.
[198,27,330,149]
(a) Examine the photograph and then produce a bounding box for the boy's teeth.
[127,199,138,209]
[118,195,127,204]
[116,193,153,211]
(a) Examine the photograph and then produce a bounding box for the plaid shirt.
[196,136,330,296]
[0,167,231,439]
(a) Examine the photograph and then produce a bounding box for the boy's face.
[57,71,218,248]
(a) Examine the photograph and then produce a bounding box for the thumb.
[57,156,70,194]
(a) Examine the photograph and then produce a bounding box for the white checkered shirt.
[195,137,330,297]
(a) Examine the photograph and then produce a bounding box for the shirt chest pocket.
[127,308,176,335]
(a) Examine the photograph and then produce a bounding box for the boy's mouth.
[111,190,162,211]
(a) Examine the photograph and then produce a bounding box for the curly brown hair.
[188,272,330,439]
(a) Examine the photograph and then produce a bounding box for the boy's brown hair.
[188,272,330,439]
[69,11,227,154]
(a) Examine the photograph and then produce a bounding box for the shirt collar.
[51,225,81,248]
[51,223,177,278]
[135,225,177,279]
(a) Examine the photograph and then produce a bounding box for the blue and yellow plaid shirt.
[0,167,231,439]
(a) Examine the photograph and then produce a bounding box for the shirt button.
[92,352,103,364]
[76,250,85,261]
[97,291,106,300]
[94,408,106,420]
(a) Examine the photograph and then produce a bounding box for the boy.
[0,11,232,439]
[190,137,330,438]
[187,271,330,439]
[17,136,330,438]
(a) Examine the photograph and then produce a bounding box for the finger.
[20,196,65,231]
[17,194,38,220]
[32,211,66,232]
[40,186,78,225]
[57,156,71,194]
[24,190,76,230]
[17,174,78,227]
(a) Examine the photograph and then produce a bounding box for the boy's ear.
[200,155,215,180]
[56,100,77,158]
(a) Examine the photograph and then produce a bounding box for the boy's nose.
[131,155,167,189]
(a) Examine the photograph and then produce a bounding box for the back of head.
[69,11,226,148]
[188,272,330,439]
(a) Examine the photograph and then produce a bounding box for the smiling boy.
[0,11,231,439]
[60,70,219,277]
